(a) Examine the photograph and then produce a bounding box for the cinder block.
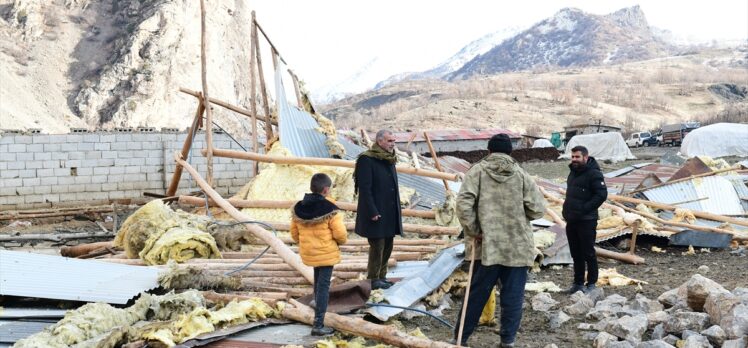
[108,174,124,182]
[42,143,61,152]
[88,192,109,201]
[22,177,40,186]
[68,152,84,160]
[85,151,101,160]
[60,143,77,152]
[93,167,110,175]
[127,142,143,150]
[91,175,107,184]
[32,135,51,144]
[36,168,54,177]
[142,141,160,150]
[59,193,78,201]
[64,159,81,168]
[147,181,163,190]
[131,133,151,142]
[7,161,24,170]
[94,143,110,151]
[100,134,116,143]
[43,160,60,169]
[27,144,43,152]
[2,178,22,187]
[65,134,83,143]
[78,143,94,151]
[111,142,127,151]
[145,157,162,166]
[83,134,100,143]
[127,173,147,182]
[109,167,125,175]
[33,185,51,194]
[44,194,60,203]
[82,159,99,167]
[118,182,134,190]
[76,192,94,201]
[109,191,126,199]
[34,152,52,161]
[146,173,162,182]
[161,134,177,141]
[102,151,118,159]
[0,144,6,153]
[74,176,91,184]
[67,184,85,193]
[51,152,68,160]
[123,166,140,174]
[53,168,69,176]
[49,135,66,142]
[24,194,45,203]
[0,187,16,195]
[76,167,92,176]
[0,152,16,161]
[118,151,133,159]
[85,183,101,191]
[8,144,26,153]
[131,181,148,190]
[98,159,115,167]
[115,134,132,142]
[58,176,76,185]
[15,186,33,195]
[14,135,32,144]
[101,183,118,191]
[51,185,68,194]
[25,161,42,169]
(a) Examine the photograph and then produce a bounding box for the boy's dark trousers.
[313,266,334,328]
[454,262,528,345]
[566,220,598,286]
[367,237,394,279]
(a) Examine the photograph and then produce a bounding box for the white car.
[626,132,653,147]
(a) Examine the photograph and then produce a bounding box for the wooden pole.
[178,195,437,219]
[204,148,460,182]
[282,300,460,348]
[456,239,476,346]
[608,194,748,228]
[262,221,458,236]
[249,11,259,176]
[423,132,451,194]
[253,20,274,146]
[166,99,205,196]
[628,166,742,195]
[174,152,314,283]
[405,132,419,151]
[360,128,373,148]
[629,220,640,255]
[179,88,276,125]
[289,70,303,109]
[199,0,214,187]
[61,241,115,258]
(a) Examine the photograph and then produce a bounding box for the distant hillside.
[449,6,671,80]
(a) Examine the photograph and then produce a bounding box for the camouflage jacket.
[456,153,546,267]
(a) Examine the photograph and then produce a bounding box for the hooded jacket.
[290,193,348,267]
[562,157,608,222]
[456,153,546,267]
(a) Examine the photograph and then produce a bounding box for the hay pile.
[114,200,221,265]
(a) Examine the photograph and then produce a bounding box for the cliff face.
[0,0,255,134]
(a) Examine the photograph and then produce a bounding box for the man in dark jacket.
[354,129,403,290]
[562,145,608,294]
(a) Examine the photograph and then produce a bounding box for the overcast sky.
[249,0,748,91]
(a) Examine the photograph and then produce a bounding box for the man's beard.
[570,162,582,169]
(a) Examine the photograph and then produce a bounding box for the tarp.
[532,139,555,148]
[681,123,748,158]
[559,132,635,163]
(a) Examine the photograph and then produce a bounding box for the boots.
[311,326,335,336]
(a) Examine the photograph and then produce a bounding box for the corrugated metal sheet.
[391,128,521,143]
[0,308,67,319]
[437,155,471,174]
[365,244,464,321]
[642,176,744,215]
[0,320,54,344]
[728,175,748,211]
[201,340,282,348]
[0,250,160,304]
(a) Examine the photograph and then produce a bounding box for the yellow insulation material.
[13,294,153,348]
[671,208,697,225]
[434,192,461,227]
[479,290,497,326]
[315,336,389,348]
[597,216,625,229]
[114,200,220,265]
[597,268,648,287]
[533,230,556,249]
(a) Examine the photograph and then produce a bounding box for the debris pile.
[510,147,561,162]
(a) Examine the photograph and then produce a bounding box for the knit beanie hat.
[487,133,512,155]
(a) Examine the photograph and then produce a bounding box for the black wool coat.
[354,155,403,239]
[562,157,608,222]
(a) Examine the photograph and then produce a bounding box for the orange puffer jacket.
[290,197,348,267]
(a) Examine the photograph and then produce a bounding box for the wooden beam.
[253,21,274,146]
[628,167,741,195]
[174,152,314,283]
[289,70,303,109]
[166,100,204,196]
[179,88,276,125]
[199,0,214,187]
[608,194,748,228]
[423,131,451,194]
[178,195,437,219]
[204,148,460,182]
[249,11,259,176]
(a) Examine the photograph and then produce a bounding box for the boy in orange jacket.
[291,173,348,336]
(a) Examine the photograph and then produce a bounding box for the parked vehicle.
[659,122,700,146]
[626,131,655,147]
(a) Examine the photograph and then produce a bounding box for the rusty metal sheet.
[668,157,712,182]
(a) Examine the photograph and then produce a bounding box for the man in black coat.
[354,129,403,290]
[562,145,608,294]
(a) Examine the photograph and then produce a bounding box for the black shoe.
[583,284,597,293]
[382,279,394,286]
[500,341,515,347]
[311,326,335,336]
[565,283,585,294]
[449,338,468,346]
[372,279,392,290]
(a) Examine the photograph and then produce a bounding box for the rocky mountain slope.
[0,0,254,133]
[449,6,671,80]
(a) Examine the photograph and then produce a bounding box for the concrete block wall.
[0,131,254,209]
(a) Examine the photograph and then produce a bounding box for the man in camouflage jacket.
[452,134,546,347]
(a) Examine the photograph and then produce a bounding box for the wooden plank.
[166,100,204,196]
[179,88,276,125]
[249,11,259,175]
[199,0,214,186]
[423,131,451,193]
[253,23,274,146]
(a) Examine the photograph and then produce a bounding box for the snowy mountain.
[311,57,415,105]
[449,6,671,79]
